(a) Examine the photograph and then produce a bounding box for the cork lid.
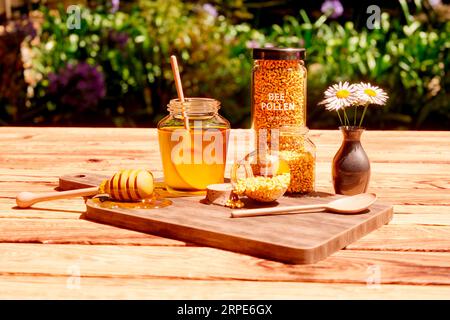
[253,47,306,60]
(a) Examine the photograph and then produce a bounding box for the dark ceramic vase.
[332,126,370,195]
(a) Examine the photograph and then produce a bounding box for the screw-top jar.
[277,126,315,193]
[157,98,230,193]
[252,48,307,145]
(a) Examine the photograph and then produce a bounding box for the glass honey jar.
[157,98,230,193]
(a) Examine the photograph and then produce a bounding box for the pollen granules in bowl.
[252,58,307,144]
[234,173,291,203]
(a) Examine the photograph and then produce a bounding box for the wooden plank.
[2,201,449,227]
[2,127,449,141]
[3,161,446,185]
[0,244,448,285]
[1,276,449,299]
[353,189,450,205]
[0,218,449,252]
[391,205,450,226]
[3,176,448,204]
[2,163,449,187]
[1,149,448,167]
[0,218,185,246]
[2,129,450,165]
[345,225,450,251]
[0,198,88,219]
[1,163,449,182]
[2,127,448,141]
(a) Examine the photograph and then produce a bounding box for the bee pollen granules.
[252,48,307,144]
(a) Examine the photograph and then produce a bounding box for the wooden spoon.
[230,193,377,218]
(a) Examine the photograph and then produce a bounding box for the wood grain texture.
[0,218,186,246]
[0,218,448,252]
[2,277,450,300]
[1,127,449,299]
[0,276,450,300]
[0,244,448,285]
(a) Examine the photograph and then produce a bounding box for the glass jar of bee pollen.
[251,48,307,146]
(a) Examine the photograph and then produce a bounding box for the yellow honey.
[158,126,229,192]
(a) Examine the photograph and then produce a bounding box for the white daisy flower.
[319,81,359,111]
[355,82,388,106]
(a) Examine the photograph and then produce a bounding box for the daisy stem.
[343,108,350,126]
[336,110,343,126]
[359,105,369,127]
[354,106,357,127]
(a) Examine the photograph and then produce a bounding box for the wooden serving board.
[60,173,393,264]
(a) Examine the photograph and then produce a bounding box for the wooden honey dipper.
[16,169,154,208]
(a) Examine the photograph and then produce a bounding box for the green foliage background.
[0,0,448,129]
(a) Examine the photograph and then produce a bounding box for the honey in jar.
[157,98,230,192]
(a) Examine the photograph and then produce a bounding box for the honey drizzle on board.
[91,196,172,210]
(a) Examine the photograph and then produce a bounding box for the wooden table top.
[1,127,449,299]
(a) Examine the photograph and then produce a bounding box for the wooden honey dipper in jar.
[16,169,154,208]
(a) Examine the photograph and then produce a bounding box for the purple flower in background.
[429,0,442,7]
[108,29,129,50]
[321,0,344,19]
[12,18,37,40]
[111,0,120,13]
[202,3,218,18]
[1,18,37,48]
[246,40,260,49]
[48,61,106,110]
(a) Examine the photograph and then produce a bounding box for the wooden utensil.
[16,187,99,209]
[230,193,377,218]
[16,169,154,208]
[170,55,189,130]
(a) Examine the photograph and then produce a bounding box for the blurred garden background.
[0,0,448,129]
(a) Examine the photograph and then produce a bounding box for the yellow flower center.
[336,89,350,99]
[364,88,377,97]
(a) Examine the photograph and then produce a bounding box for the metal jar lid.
[253,47,306,60]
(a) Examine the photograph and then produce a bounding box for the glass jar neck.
[278,126,309,137]
[168,98,220,118]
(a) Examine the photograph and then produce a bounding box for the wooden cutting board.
[60,173,393,264]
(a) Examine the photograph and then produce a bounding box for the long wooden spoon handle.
[16,187,99,208]
[230,204,326,218]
